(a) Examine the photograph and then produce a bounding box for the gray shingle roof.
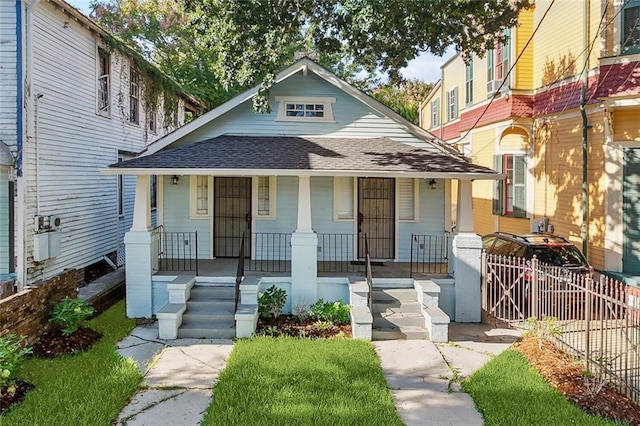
[110,135,496,175]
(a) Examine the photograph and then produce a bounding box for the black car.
[482,232,593,277]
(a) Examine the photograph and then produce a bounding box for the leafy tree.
[369,80,434,124]
[185,0,530,110]
[91,0,234,108]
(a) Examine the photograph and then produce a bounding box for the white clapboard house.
[0,0,200,293]
[106,58,500,341]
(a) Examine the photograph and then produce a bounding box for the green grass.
[0,301,141,426]
[202,336,403,426]
[462,349,619,426]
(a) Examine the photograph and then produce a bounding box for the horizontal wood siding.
[0,168,9,273]
[470,128,497,235]
[613,109,640,141]
[514,9,534,90]
[0,1,17,150]
[397,179,445,261]
[178,72,438,152]
[310,177,353,235]
[254,176,297,235]
[23,2,175,282]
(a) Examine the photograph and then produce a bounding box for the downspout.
[580,0,589,256]
[15,0,25,289]
[15,0,23,178]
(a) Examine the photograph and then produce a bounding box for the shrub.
[258,285,286,319]
[524,316,560,349]
[49,297,94,335]
[0,334,31,388]
[308,299,350,325]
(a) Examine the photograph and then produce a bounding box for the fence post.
[481,251,486,311]
[584,275,592,370]
[531,256,538,319]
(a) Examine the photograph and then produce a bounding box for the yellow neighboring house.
[420,0,640,280]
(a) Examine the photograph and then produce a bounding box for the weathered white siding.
[0,1,18,150]
[177,73,436,151]
[21,1,179,282]
[0,167,10,273]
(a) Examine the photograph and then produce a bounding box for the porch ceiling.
[106,135,501,179]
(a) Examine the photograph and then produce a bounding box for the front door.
[214,177,251,257]
[623,149,640,273]
[358,177,395,259]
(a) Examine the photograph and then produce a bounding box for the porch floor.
[157,258,448,280]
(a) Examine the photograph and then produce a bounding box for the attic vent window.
[275,96,336,122]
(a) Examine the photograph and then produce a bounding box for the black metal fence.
[155,225,199,274]
[247,233,292,272]
[409,233,450,276]
[317,233,363,273]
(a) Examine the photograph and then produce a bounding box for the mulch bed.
[256,315,351,339]
[0,380,34,415]
[31,326,102,359]
[513,335,640,425]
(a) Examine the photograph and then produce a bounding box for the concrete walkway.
[114,322,520,426]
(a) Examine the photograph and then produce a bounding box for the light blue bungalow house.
[105,58,499,340]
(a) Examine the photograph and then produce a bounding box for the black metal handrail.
[364,233,373,311]
[409,232,450,277]
[156,228,199,275]
[235,232,246,311]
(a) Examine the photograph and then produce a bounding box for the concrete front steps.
[372,287,429,340]
[177,283,236,339]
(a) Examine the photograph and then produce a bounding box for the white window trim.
[430,98,440,128]
[96,45,111,118]
[333,177,356,221]
[129,66,140,126]
[189,176,213,219]
[397,178,419,222]
[252,176,276,219]
[275,96,336,122]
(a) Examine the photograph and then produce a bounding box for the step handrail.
[235,232,246,311]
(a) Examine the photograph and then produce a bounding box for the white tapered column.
[452,179,482,322]
[291,175,317,308]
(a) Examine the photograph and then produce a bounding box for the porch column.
[124,175,157,318]
[452,179,482,322]
[291,175,318,308]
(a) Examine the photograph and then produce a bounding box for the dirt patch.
[31,326,102,359]
[257,315,351,339]
[0,380,34,415]
[514,335,640,425]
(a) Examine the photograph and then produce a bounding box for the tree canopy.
[92,0,530,111]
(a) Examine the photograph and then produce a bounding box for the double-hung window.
[129,67,140,124]
[190,176,211,218]
[255,176,276,218]
[446,87,458,122]
[430,98,440,128]
[97,48,110,115]
[487,29,510,95]
[493,154,526,217]
[622,1,640,54]
[465,61,474,106]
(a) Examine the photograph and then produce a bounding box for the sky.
[66,0,453,83]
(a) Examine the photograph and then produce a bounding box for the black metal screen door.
[214,177,251,257]
[358,178,395,259]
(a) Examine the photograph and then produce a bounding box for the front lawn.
[462,349,617,426]
[202,336,403,426]
[1,301,140,425]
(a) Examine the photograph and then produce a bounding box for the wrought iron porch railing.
[409,233,450,276]
[155,225,199,275]
[235,232,246,311]
[317,233,362,273]
[482,252,640,405]
[364,233,373,311]
[247,233,292,272]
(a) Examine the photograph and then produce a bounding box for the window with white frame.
[430,98,440,128]
[493,154,526,217]
[397,178,417,221]
[257,176,272,216]
[622,0,640,54]
[487,30,510,95]
[446,87,458,122]
[275,96,335,122]
[129,67,140,124]
[190,176,211,217]
[333,177,354,220]
[97,47,110,115]
[149,111,157,134]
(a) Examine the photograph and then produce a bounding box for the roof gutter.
[100,167,504,180]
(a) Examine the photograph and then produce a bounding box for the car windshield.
[531,245,587,267]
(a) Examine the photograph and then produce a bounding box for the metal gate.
[623,148,640,273]
[358,177,394,259]
[214,177,251,257]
